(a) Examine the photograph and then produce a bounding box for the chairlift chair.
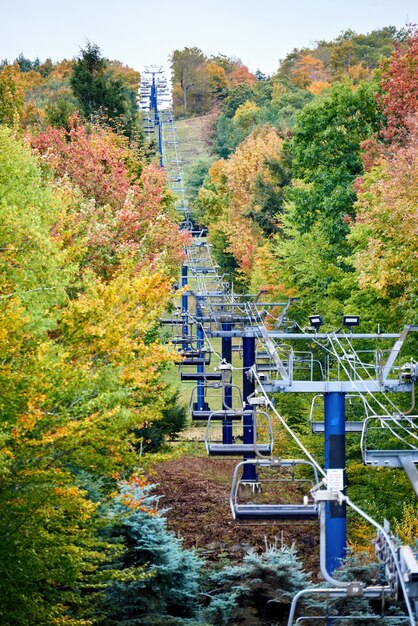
[174,348,211,367]
[205,409,273,457]
[361,415,418,467]
[230,458,319,521]
[361,415,418,497]
[189,382,245,421]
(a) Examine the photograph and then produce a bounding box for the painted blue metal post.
[242,336,257,482]
[196,298,205,411]
[150,73,163,167]
[324,392,347,574]
[181,264,188,351]
[222,323,233,444]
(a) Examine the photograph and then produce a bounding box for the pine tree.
[204,544,312,626]
[104,480,203,625]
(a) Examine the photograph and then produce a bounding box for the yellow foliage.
[206,62,229,93]
[308,80,331,95]
[233,100,260,129]
[348,63,371,83]
[50,59,74,80]
[394,502,418,544]
[109,61,141,91]
[201,126,283,276]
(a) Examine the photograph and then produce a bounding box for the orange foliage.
[228,63,257,87]
[308,80,331,95]
[291,54,330,90]
[202,126,282,277]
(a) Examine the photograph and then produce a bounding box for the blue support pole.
[324,392,347,574]
[242,336,257,482]
[181,264,188,351]
[196,299,205,411]
[150,74,163,167]
[222,323,233,445]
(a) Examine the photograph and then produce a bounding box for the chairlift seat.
[181,372,222,382]
[207,443,272,457]
[179,358,208,366]
[364,449,418,468]
[171,338,195,345]
[191,409,249,421]
[233,503,318,520]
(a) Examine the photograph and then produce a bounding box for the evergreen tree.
[71,42,141,138]
[105,480,203,625]
[204,545,312,626]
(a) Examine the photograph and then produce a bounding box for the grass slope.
[175,114,212,166]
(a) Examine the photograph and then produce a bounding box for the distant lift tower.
[139,66,169,167]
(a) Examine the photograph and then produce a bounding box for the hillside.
[175,114,213,166]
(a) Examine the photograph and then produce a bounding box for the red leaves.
[31,116,187,277]
[379,27,418,147]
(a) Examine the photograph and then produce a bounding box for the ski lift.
[230,458,319,520]
[205,409,273,457]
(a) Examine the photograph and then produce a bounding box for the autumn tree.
[0,113,187,623]
[228,62,257,87]
[379,27,418,146]
[0,64,24,127]
[31,116,189,277]
[198,125,283,281]
[350,113,418,320]
[170,46,208,117]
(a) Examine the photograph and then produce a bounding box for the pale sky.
[1,0,417,76]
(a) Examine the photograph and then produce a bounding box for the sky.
[1,0,417,76]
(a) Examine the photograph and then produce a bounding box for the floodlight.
[309,315,324,331]
[343,315,360,330]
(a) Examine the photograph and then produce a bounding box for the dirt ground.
[152,456,320,574]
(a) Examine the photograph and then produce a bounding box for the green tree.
[285,81,381,244]
[70,42,141,138]
[204,545,312,626]
[105,480,202,625]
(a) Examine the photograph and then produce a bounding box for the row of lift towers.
[140,67,418,625]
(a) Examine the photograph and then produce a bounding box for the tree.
[70,42,140,138]
[170,47,207,117]
[228,62,257,87]
[206,61,229,100]
[285,81,381,244]
[0,64,24,127]
[105,479,202,624]
[0,116,186,624]
[199,125,283,281]
[349,113,418,320]
[31,117,189,277]
[379,27,418,146]
[0,126,103,625]
[204,545,312,626]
